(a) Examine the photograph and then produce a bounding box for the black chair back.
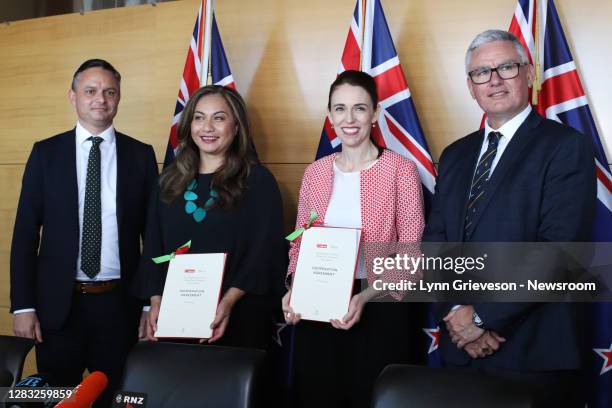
[0,335,34,386]
[372,364,534,408]
[120,342,266,408]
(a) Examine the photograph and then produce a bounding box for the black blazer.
[424,111,596,370]
[10,129,158,330]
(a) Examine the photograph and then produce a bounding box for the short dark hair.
[71,59,121,90]
[327,70,378,110]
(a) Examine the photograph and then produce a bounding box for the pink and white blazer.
[287,149,425,299]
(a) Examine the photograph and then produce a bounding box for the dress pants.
[36,285,140,407]
[216,293,275,350]
[293,300,415,408]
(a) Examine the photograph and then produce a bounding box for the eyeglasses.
[468,62,528,84]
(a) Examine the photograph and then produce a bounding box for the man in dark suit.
[423,30,595,407]
[10,59,158,406]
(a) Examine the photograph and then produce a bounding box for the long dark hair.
[159,85,258,208]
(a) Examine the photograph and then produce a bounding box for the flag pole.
[359,0,366,71]
[207,0,214,85]
[201,0,213,86]
[531,0,542,105]
[198,1,205,85]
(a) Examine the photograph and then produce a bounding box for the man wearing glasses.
[424,30,595,407]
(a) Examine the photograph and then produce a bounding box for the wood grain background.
[0,0,609,374]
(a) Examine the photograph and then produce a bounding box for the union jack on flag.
[314,0,439,369]
[315,0,436,203]
[310,0,442,380]
[163,0,236,166]
[509,1,612,406]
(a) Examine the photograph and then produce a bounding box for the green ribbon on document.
[285,210,318,241]
[151,240,192,264]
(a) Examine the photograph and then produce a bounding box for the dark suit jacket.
[423,111,596,371]
[10,129,158,330]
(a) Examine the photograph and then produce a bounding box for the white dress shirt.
[453,105,532,314]
[75,121,121,281]
[14,123,121,314]
[325,161,367,279]
[477,105,532,177]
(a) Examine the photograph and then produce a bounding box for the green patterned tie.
[81,136,103,279]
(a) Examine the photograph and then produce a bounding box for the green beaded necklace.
[183,179,218,222]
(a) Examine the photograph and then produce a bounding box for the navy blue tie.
[464,131,501,240]
[81,136,103,279]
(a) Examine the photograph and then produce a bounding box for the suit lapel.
[467,111,542,237]
[115,133,128,230]
[64,128,80,231]
[61,130,80,237]
[456,131,484,241]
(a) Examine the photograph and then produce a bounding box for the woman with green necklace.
[137,85,286,349]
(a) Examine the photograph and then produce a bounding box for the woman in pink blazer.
[282,70,425,408]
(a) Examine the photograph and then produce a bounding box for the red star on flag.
[423,326,440,354]
[593,342,612,375]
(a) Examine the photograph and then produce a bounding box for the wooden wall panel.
[0,166,24,308]
[267,163,308,231]
[0,0,609,165]
[0,0,610,356]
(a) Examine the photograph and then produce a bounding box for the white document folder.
[155,253,226,339]
[290,226,362,322]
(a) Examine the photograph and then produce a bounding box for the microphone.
[54,371,108,408]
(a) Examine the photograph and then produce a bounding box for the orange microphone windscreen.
[55,371,109,407]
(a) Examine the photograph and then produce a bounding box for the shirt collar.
[75,121,116,146]
[484,104,532,142]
